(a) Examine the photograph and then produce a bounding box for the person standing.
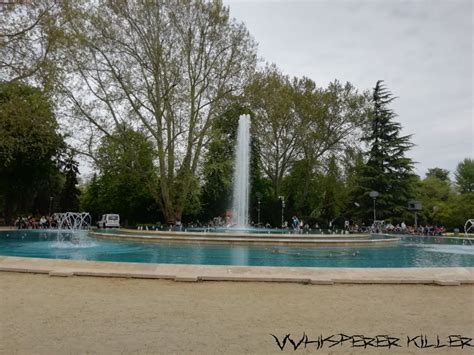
[344,220,350,231]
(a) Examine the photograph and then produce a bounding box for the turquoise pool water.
[0,230,473,268]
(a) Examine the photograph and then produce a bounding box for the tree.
[294,79,368,210]
[435,193,474,230]
[426,167,450,182]
[455,158,474,193]
[87,126,159,225]
[411,163,473,230]
[58,0,257,223]
[0,81,64,223]
[318,156,347,226]
[416,175,453,224]
[0,0,63,88]
[245,65,301,198]
[79,173,102,221]
[59,151,81,212]
[246,67,368,200]
[200,105,240,220]
[352,80,415,222]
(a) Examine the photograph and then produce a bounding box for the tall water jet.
[232,114,251,227]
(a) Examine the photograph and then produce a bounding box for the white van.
[97,214,120,228]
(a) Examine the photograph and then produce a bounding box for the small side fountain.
[465,219,473,245]
[54,212,91,230]
[52,212,92,246]
[232,114,251,228]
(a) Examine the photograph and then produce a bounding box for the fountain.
[232,114,251,227]
[53,212,91,230]
[51,212,92,246]
[465,219,473,245]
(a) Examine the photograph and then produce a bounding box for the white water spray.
[52,212,92,247]
[232,114,251,227]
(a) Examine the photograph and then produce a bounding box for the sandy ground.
[0,272,473,354]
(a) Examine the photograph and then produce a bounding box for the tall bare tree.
[246,66,368,199]
[295,79,369,205]
[57,0,257,222]
[245,65,302,198]
[297,79,369,169]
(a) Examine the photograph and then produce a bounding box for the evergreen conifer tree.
[353,80,415,223]
[59,152,81,212]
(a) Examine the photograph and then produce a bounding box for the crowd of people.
[150,216,447,236]
[14,216,58,229]
[382,223,446,236]
[348,221,446,236]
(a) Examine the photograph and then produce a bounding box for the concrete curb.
[0,256,473,286]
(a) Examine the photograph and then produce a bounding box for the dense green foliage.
[200,105,240,221]
[0,82,64,223]
[414,169,473,230]
[80,127,159,225]
[455,158,474,193]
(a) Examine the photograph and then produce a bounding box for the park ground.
[0,272,473,354]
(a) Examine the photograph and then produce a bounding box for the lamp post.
[408,200,422,228]
[279,196,285,229]
[369,191,379,224]
[256,192,262,226]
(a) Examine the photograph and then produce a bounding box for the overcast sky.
[223,0,473,177]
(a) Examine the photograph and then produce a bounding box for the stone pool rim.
[0,256,472,286]
[90,228,401,247]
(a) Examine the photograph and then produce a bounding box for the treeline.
[1,1,472,229]
[77,80,473,229]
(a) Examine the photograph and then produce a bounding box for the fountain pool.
[1,230,473,268]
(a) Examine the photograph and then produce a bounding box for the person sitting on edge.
[40,216,47,229]
[14,217,20,229]
[292,216,299,232]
